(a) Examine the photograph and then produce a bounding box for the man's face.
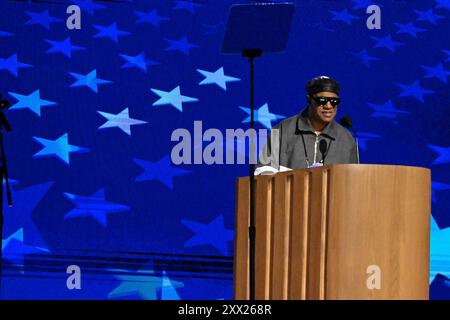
[307,91,339,124]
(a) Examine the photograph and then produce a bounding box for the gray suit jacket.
[258,109,358,169]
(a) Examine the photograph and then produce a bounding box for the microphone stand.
[349,127,360,164]
[0,96,13,299]
[242,48,262,301]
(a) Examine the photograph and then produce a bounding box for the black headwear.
[306,76,340,95]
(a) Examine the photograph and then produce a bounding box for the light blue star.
[428,144,450,165]
[3,182,53,248]
[119,52,159,73]
[134,9,169,27]
[197,67,240,91]
[350,49,379,67]
[430,216,450,281]
[182,215,234,255]
[422,63,450,83]
[444,49,450,62]
[239,103,286,129]
[432,181,450,203]
[94,23,130,43]
[414,9,444,25]
[397,80,434,103]
[33,133,89,165]
[25,9,62,29]
[367,100,410,119]
[165,36,199,56]
[134,155,191,189]
[395,21,426,38]
[160,271,183,300]
[2,228,23,251]
[2,228,49,268]
[108,269,183,300]
[371,35,404,52]
[0,54,32,77]
[72,0,105,15]
[9,89,57,116]
[174,0,205,13]
[64,189,129,227]
[98,108,147,136]
[151,86,198,112]
[69,69,112,93]
[0,30,13,37]
[45,37,85,58]
[355,132,382,151]
[435,0,450,11]
[329,9,360,26]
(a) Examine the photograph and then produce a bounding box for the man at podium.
[256,75,358,174]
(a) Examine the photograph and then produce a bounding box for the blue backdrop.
[0,0,449,299]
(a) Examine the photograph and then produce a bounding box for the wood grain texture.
[234,164,430,300]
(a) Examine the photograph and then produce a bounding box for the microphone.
[319,139,327,164]
[339,115,360,164]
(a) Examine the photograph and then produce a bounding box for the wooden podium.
[234,164,430,300]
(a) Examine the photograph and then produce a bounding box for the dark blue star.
[432,181,450,203]
[174,0,205,13]
[119,52,159,73]
[355,132,382,151]
[182,215,234,255]
[352,0,381,10]
[2,228,50,268]
[397,80,434,103]
[329,9,360,26]
[69,69,112,93]
[0,54,32,77]
[94,23,130,43]
[422,63,450,83]
[428,144,450,165]
[134,155,191,189]
[414,9,445,25]
[72,0,105,15]
[367,100,410,119]
[3,182,53,248]
[430,274,450,299]
[33,133,90,165]
[371,35,403,52]
[46,37,85,58]
[165,36,199,56]
[349,49,379,67]
[444,49,450,62]
[25,9,62,29]
[395,21,426,38]
[64,189,130,227]
[134,9,169,27]
[435,0,450,11]
[0,30,13,37]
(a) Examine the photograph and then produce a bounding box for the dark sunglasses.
[312,96,341,107]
